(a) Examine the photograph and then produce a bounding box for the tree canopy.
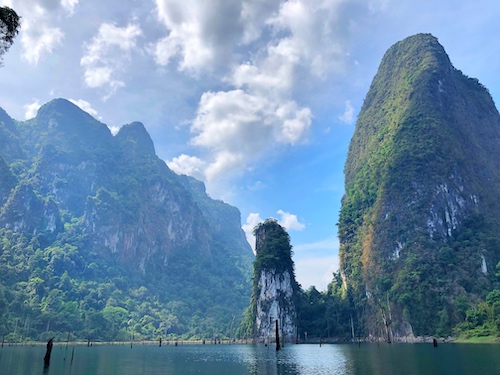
[0,6,20,65]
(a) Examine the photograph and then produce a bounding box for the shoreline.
[2,336,500,347]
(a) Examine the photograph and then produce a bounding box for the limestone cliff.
[338,34,500,338]
[238,219,298,342]
[0,98,254,340]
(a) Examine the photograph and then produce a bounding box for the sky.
[1,0,500,291]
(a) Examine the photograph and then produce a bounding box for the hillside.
[338,34,500,338]
[0,98,253,342]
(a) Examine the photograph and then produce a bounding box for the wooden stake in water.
[44,338,54,369]
[275,320,280,352]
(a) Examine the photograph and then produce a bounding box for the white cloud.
[167,154,207,181]
[338,100,355,124]
[83,67,113,88]
[164,0,364,193]
[24,99,41,119]
[68,98,100,119]
[169,89,311,185]
[240,0,282,43]
[81,23,142,98]
[267,0,347,78]
[61,0,79,14]
[108,126,120,136]
[276,102,312,144]
[20,12,64,65]
[277,209,305,231]
[152,0,244,72]
[242,212,264,253]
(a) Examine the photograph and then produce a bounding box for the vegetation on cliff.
[237,219,299,340]
[0,99,253,343]
[338,33,500,338]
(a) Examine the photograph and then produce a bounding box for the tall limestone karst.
[0,98,253,341]
[238,219,299,343]
[338,34,500,339]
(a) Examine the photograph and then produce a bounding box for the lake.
[1,342,500,375]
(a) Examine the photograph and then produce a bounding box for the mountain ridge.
[0,98,254,341]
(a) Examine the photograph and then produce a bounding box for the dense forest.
[0,225,251,343]
[0,99,253,343]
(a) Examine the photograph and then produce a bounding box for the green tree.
[102,306,129,338]
[0,6,20,65]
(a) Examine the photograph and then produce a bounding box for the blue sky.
[1,0,499,290]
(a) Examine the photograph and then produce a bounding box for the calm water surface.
[1,343,500,375]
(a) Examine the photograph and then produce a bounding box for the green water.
[1,343,499,375]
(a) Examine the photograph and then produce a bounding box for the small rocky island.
[237,219,299,343]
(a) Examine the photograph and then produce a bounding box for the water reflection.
[233,343,351,375]
[2,342,500,375]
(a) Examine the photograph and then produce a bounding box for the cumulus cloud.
[21,23,64,65]
[164,0,368,192]
[240,0,282,43]
[167,154,207,181]
[152,0,244,72]
[277,209,305,231]
[170,89,311,184]
[338,100,355,124]
[81,23,142,98]
[24,99,41,119]
[267,0,348,78]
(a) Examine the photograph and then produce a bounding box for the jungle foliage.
[0,99,253,343]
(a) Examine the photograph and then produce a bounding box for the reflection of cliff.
[239,219,299,342]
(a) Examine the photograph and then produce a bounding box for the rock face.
[238,219,298,342]
[255,269,296,341]
[338,34,500,338]
[0,98,254,339]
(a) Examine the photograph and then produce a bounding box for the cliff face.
[338,34,500,338]
[255,269,296,340]
[238,219,298,342]
[0,98,253,339]
[2,99,219,270]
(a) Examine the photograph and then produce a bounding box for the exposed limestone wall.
[255,269,296,342]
